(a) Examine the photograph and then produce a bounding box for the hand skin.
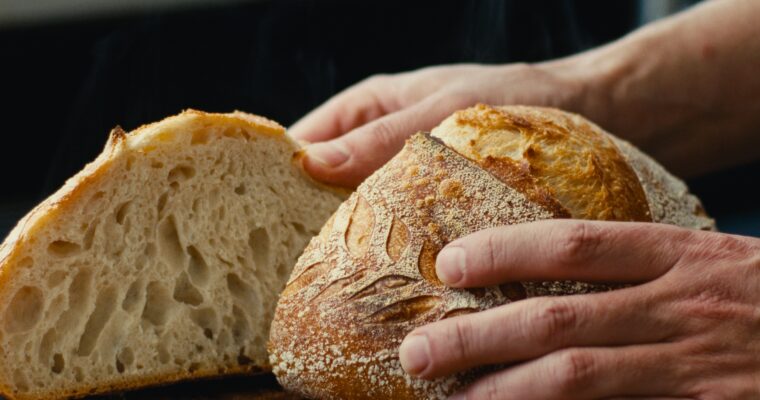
[398,220,760,399]
[291,0,760,188]
[289,63,586,188]
[292,1,760,397]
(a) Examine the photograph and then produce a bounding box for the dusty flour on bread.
[269,104,715,400]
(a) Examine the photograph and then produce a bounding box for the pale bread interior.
[0,113,342,399]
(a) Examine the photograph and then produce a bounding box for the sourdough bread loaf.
[0,110,344,400]
[268,104,714,399]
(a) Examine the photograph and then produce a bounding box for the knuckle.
[684,232,751,263]
[553,222,602,266]
[481,231,505,279]
[531,299,578,348]
[450,318,477,362]
[480,376,503,400]
[553,349,597,391]
[363,73,391,87]
[677,284,743,324]
[369,119,402,150]
[466,373,503,400]
[439,89,479,109]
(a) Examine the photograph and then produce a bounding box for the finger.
[300,93,475,188]
[436,219,694,288]
[399,288,673,379]
[452,345,689,400]
[289,76,396,143]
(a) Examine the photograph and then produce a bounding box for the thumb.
[301,94,473,188]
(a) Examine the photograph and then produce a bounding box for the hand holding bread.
[402,218,760,399]
[268,104,715,399]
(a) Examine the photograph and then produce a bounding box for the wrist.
[532,48,626,139]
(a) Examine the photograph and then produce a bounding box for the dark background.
[1,0,758,238]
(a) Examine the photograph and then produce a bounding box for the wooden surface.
[90,374,300,400]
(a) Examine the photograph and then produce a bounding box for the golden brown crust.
[269,105,714,399]
[433,104,652,222]
[0,110,334,400]
[270,133,564,399]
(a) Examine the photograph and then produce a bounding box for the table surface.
[91,374,299,400]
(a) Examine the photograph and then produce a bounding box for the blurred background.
[1,0,758,238]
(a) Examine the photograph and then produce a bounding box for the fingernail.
[399,334,431,376]
[448,393,466,400]
[304,142,349,168]
[436,246,465,286]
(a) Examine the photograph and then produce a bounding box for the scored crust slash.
[268,104,714,400]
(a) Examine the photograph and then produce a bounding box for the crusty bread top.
[0,110,290,284]
[270,104,715,400]
[0,109,346,400]
[432,104,651,221]
[432,104,714,230]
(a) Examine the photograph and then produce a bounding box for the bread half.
[269,104,714,399]
[0,110,344,399]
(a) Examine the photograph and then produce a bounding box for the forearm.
[546,0,760,177]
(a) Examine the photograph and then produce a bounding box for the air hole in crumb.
[187,246,210,286]
[115,201,132,225]
[158,216,186,270]
[234,184,246,195]
[275,263,289,280]
[83,221,98,250]
[151,160,164,169]
[191,307,219,340]
[231,306,250,345]
[46,270,68,288]
[248,228,270,269]
[4,286,44,333]
[14,369,30,392]
[142,282,175,326]
[168,165,196,182]
[116,358,125,373]
[157,193,169,213]
[227,274,259,313]
[291,222,307,236]
[237,353,253,366]
[39,329,56,363]
[173,272,203,306]
[77,286,118,356]
[122,279,143,313]
[48,240,81,257]
[188,362,201,373]
[52,353,64,374]
[158,342,170,364]
[118,347,135,367]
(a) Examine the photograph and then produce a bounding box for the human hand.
[290,63,587,188]
[399,220,760,399]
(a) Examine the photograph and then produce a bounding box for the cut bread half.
[0,110,344,400]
